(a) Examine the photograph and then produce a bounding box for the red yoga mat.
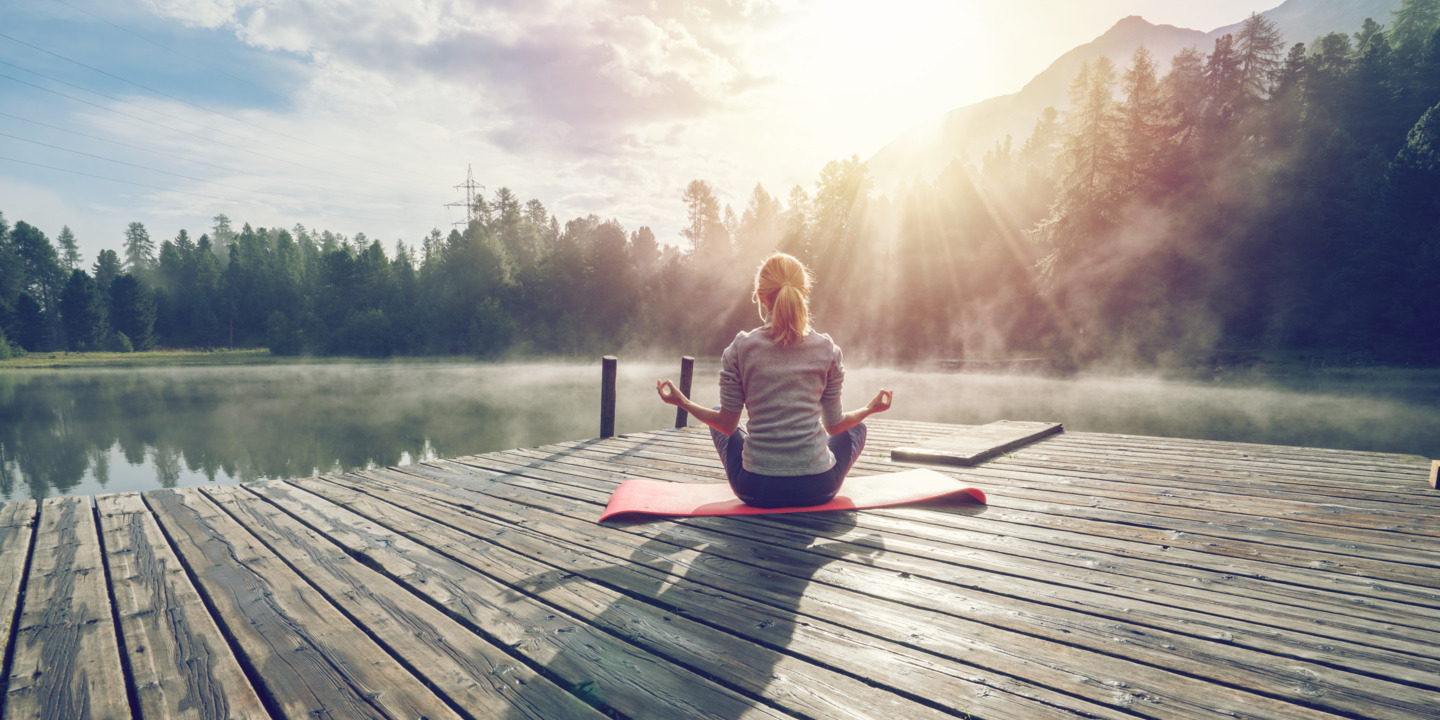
[599,467,986,522]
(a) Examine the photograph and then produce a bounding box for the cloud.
[142,0,779,155]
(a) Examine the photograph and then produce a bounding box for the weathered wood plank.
[201,483,606,720]
[0,500,37,681]
[423,452,1440,720]
[502,433,1440,597]
[255,479,794,720]
[145,487,461,720]
[998,439,1436,504]
[583,429,1439,547]
[555,429,1440,616]
[531,444,1440,666]
[636,423,1440,564]
[367,469,1373,720]
[309,470,1125,720]
[891,420,1063,465]
[502,434,1440,616]
[5,496,132,720]
[95,492,268,720]
[879,418,1428,472]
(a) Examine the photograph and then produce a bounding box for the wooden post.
[600,356,617,439]
[1430,460,1438,490]
[674,356,695,428]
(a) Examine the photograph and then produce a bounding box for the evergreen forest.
[1,10,1437,366]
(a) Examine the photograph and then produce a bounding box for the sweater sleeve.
[718,336,745,413]
[820,343,844,427]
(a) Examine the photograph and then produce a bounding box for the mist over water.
[2,359,1435,500]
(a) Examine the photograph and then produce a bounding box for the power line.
[0,109,263,178]
[1,130,269,194]
[0,152,451,234]
[1,22,436,188]
[0,153,243,204]
[0,30,359,175]
[0,65,457,224]
[49,0,283,104]
[0,66,354,181]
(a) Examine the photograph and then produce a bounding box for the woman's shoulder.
[805,329,840,351]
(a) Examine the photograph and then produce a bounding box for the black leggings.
[711,421,867,508]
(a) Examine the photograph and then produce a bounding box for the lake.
[2,359,1437,500]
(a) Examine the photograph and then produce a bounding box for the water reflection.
[1,361,1436,500]
[0,362,683,500]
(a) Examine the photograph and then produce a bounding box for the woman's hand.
[658,380,741,435]
[867,389,893,414]
[826,389,893,435]
[656,379,684,406]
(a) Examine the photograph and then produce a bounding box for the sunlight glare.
[784,1,992,148]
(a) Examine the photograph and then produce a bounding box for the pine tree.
[123,222,155,276]
[92,249,121,296]
[1392,0,1440,57]
[1120,46,1166,191]
[1034,57,1124,275]
[56,226,81,271]
[681,180,725,260]
[60,269,106,351]
[108,274,156,350]
[1236,13,1284,105]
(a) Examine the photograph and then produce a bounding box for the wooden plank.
[446,439,1440,665]
[252,478,805,720]
[303,472,1123,720]
[200,483,606,720]
[547,438,1440,661]
[1020,433,1430,485]
[985,448,1439,515]
[552,432,1440,613]
[510,433,1440,591]
[363,464,1385,720]
[951,464,1440,554]
[1010,437,1434,499]
[95,493,268,720]
[0,500,36,680]
[144,488,461,720]
[622,426,1440,573]
[891,420,1063,466]
[5,496,132,720]
[880,417,1428,469]
[420,453,1440,719]
[876,420,1430,487]
[1430,459,1438,489]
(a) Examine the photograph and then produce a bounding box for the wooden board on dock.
[0,419,1437,720]
[890,419,1063,466]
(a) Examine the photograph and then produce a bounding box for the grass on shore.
[0,348,279,369]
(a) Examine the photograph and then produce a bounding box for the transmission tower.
[447,164,486,227]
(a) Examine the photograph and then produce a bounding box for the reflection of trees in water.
[0,365,612,500]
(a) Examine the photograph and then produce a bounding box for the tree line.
[1,6,1437,366]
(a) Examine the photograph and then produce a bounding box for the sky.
[1,0,1277,262]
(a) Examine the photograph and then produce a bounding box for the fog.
[2,359,1435,500]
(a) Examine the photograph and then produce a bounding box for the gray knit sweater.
[718,326,845,475]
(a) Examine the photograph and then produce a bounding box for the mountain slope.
[866,0,1403,192]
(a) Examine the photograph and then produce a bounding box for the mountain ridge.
[866,0,1402,192]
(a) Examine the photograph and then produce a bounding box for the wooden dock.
[1,419,1437,719]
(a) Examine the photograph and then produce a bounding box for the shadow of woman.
[508,508,910,720]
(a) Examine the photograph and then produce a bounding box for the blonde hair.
[754,252,813,347]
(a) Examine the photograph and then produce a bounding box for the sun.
[777,2,995,146]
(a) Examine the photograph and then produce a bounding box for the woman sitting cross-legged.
[656,252,893,508]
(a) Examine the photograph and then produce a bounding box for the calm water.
[2,360,1437,500]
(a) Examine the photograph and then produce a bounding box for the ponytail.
[754,253,813,347]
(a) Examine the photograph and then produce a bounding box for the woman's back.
[719,326,844,476]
